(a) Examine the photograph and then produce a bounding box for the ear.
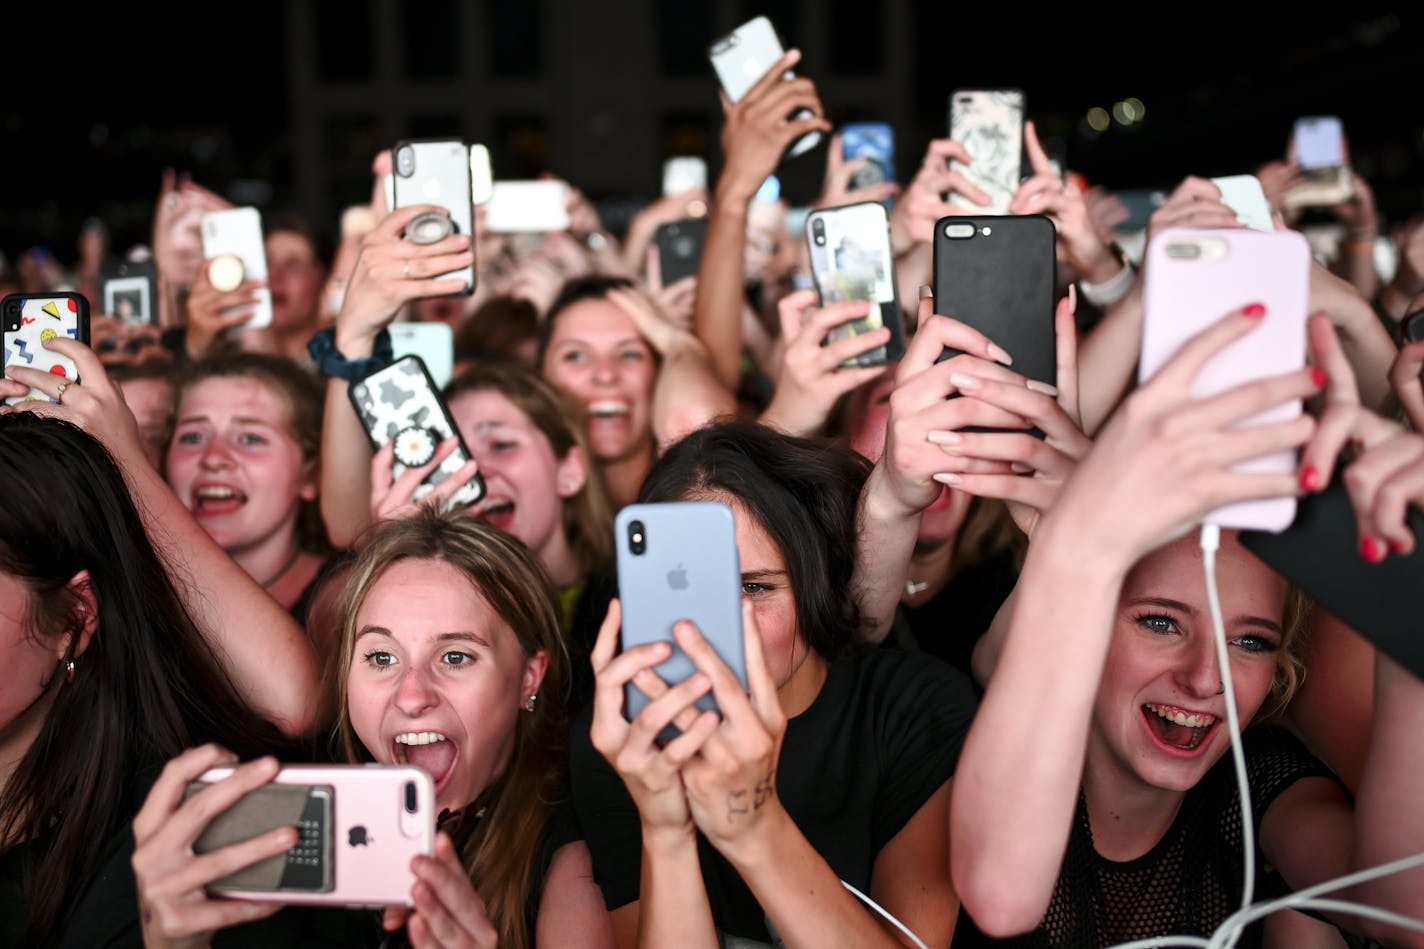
[520,649,549,706]
[554,445,587,500]
[63,570,98,661]
[299,461,321,502]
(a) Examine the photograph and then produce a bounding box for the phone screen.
[1294,116,1344,169]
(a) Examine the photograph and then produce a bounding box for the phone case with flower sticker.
[349,355,485,511]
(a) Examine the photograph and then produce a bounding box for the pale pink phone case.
[189,764,435,908]
[1139,227,1311,532]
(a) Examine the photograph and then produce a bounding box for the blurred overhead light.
[1087,107,1110,132]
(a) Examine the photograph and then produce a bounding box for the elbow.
[951,852,1047,939]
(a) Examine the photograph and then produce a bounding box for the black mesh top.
[954,725,1340,948]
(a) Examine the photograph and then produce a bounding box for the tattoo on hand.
[726,770,776,822]
[727,789,750,819]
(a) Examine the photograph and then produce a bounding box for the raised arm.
[4,343,320,736]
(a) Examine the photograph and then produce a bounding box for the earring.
[64,659,76,685]
[524,693,538,713]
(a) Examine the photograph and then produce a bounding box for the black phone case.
[653,217,707,286]
[1241,475,1424,682]
[932,214,1057,433]
[1401,309,1424,344]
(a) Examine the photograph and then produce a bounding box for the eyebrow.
[354,626,492,648]
[175,415,282,430]
[742,569,789,582]
[1126,595,1283,635]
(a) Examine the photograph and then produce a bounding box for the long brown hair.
[330,510,570,948]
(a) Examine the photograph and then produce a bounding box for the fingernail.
[1310,367,1327,388]
[986,343,1013,366]
[1299,465,1322,493]
[932,472,961,485]
[1025,379,1059,396]
[926,430,961,446]
[918,284,933,299]
[1360,536,1385,563]
[949,372,981,391]
[1011,462,1034,474]
[1389,539,1410,556]
[1243,302,1267,319]
[1067,283,1078,315]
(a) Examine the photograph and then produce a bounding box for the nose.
[199,434,236,469]
[393,664,439,717]
[591,352,619,385]
[1176,635,1224,699]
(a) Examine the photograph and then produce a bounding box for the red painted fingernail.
[1310,367,1327,388]
[1243,303,1267,319]
[1299,465,1322,493]
[1389,539,1409,556]
[1360,536,1385,563]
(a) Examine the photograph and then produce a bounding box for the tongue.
[405,741,456,783]
[196,497,244,516]
[1148,712,1199,748]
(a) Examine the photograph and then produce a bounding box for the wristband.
[306,326,394,382]
[1078,246,1138,309]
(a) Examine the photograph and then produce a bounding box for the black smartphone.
[1401,308,1424,344]
[1241,475,1424,682]
[652,217,708,287]
[932,215,1056,433]
[100,260,160,326]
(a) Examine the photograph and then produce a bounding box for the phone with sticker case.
[200,207,273,328]
[184,764,435,907]
[948,89,1025,214]
[709,16,821,160]
[1139,226,1311,533]
[348,355,485,512]
[805,201,904,367]
[391,139,477,294]
[616,501,746,742]
[3,292,91,406]
[840,122,895,195]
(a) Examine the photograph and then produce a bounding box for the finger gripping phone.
[185,764,435,907]
[200,207,273,328]
[709,16,822,160]
[616,501,746,742]
[392,139,477,294]
[3,293,91,406]
[349,355,486,511]
[805,201,905,367]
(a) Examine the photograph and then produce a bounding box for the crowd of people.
[3,43,1424,949]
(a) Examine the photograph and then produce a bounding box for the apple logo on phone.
[667,564,689,590]
[742,58,762,79]
[348,825,370,847]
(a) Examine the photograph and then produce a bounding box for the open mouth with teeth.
[393,731,458,794]
[587,400,631,421]
[193,484,247,517]
[1141,703,1218,752]
[476,498,515,532]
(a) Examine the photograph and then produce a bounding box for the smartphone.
[709,16,821,160]
[484,181,571,233]
[840,122,895,194]
[100,260,159,326]
[1241,475,1424,682]
[1210,175,1275,233]
[184,764,435,907]
[615,501,746,740]
[662,156,708,197]
[388,322,455,390]
[392,139,476,294]
[3,293,91,406]
[932,215,1057,426]
[469,143,494,206]
[948,89,1025,214]
[200,207,273,328]
[1139,227,1311,532]
[1402,308,1424,344]
[348,355,486,512]
[652,217,708,286]
[1284,116,1354,209]
[805,201,905,367]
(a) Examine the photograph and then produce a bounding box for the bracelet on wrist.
[307,326,394,382]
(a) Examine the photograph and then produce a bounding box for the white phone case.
[392,139,476,293]
[805,201,903,366]
[948,89,1025,214]
[709,16,821,159]
[188,764,434,908]
[484,181,571,233]
[1210,175,1275,232]
[1139,227,1311,532]
[616,502,746,735]
[200,207,273,328]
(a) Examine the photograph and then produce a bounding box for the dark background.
[5,4,1421,269]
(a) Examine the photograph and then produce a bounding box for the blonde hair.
[330,510,569,949]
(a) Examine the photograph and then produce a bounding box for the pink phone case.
[187,764,435,908]
[1139,227,1311,532]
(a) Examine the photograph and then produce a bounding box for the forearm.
[1329,297,1398,412]
[319,375,376,549]
[637,829,718,949]
[970,586,1017,688]
[852,464,922,643]
[1332,233,1380,302]
[1076,292,1144,435]
[949,516,1125,934]
[725,809,909,948]
[122,456,318,736]
[652,336,737,452]
[694,192,753,389]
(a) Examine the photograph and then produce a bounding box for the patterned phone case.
[948,89,1025,214]
[805,201,904,367]
[3,293,90,406]
[348,356,485,511]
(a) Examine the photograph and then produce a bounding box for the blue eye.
[175,430,204,446]
[1232,634,1279,655]
[1136,614,1178,635]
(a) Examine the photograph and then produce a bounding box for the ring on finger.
[403,261,411,279]
[55,382,69,403]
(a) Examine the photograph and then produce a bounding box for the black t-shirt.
[0,823,143,949]
[569,643,978,942]
[889,547,1020,687]
[951,725,1342,948]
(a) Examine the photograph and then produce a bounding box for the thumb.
[776,289,818,340]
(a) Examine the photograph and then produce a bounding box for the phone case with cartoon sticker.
[185,764,435,907]
[3,293,91,406]
[348,356,486,512]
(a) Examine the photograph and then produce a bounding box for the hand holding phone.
[709,17,827,170]
[200,208,273,328]
[948,89,1025,214]
[805,201,904,367]
[1283,115,1354,209]
[392,140,477,294]
[3,293,91,406]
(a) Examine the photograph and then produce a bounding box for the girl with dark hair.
[0,357,314,945]
[572,419,979,948]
